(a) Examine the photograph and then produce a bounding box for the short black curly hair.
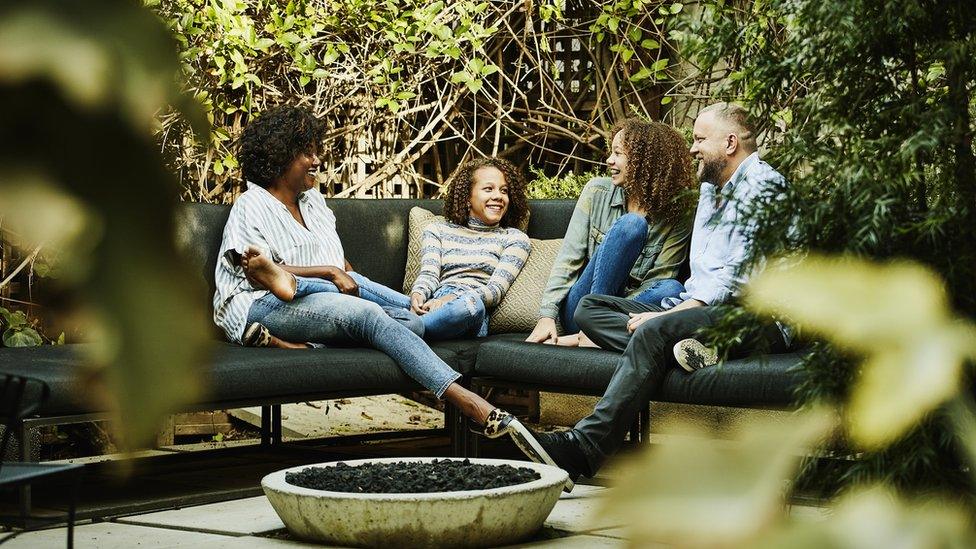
[443,157,529,229]
[239,105,326,188]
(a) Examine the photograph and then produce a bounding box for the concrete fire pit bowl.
[261,457,568,548]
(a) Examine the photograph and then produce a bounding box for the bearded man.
[507,103,792,485]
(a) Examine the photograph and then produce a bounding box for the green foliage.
[678,0,976,496]
[525,168,596,199]
[610,258,976,546]
[149,1,688,200]
[0,0,212,449]
[153,0,507,183]
[0,307,43,348]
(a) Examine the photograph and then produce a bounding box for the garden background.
[1,0,975,543]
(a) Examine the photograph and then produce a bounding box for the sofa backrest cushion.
[176,197,577,309]
[328,199,443,290]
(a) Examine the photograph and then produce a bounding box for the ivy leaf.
[465,77,483,94]
[641,38,660,50]
[0,306,11,325]
[6,310,28,329]
[3,326,42,348]
[621,47,634,63]
[651,58,668,71]
[629,67,653,82]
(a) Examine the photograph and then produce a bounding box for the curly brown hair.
[443,157,529,229]
[612,118,695,227]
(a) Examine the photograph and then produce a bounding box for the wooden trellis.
[157,1,697,203]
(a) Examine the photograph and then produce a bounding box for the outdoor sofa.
[0,197,805,468]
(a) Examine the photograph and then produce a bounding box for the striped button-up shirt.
[213,183,345,342]
[666,152,786,308]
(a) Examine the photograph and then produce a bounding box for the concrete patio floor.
[3,484,633,548]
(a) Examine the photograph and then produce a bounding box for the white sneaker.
[673,338,718,372]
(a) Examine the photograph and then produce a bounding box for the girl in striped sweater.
[409,158,531,340]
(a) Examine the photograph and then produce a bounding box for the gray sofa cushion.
[0,345,86,416]
[0,338,486,416]
[473,338,804,408]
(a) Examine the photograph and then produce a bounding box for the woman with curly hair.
[407,157,531,340]
[526,118,694,346]
[214,106,534,448]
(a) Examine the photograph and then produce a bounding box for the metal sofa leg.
[18,419,32,518]
[639,405,651,444]
[628,405,651,445]
[272,405,282,445]
[260,405,271,446]
[444,404,462,457]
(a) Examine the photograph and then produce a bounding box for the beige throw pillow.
[487,237,562,334]
[403,207,444,293]
[402,206,562,334]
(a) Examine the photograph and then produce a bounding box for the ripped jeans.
[419,286,488,341]
[291,274,486,341]
[291,272,423,336]
[246,274,460,396]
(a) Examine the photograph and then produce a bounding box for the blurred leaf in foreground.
[757,486,974,549]
[746,255,976,449]
[0,0,212,449]
[600,410,833,547]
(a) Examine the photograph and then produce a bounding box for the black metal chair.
[1,373,82,548]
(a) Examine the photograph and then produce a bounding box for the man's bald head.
[698,102,758,153]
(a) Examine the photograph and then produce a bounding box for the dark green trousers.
[572,294,786,475]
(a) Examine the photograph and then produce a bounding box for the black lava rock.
[285,459,541,493]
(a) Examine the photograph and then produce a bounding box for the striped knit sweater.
[411,217,531,308]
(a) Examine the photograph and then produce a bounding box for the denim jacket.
[538,177,692,319]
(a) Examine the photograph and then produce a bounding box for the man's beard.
[698,156,725,185]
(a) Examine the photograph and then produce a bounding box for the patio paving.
[3,484,630,548]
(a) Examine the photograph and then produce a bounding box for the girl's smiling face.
[468,166,509,225]
[606,130,629,187]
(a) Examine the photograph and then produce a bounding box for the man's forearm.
[670,298,706,312]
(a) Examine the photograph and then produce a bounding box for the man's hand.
[331,269,360,296]
[410,293,427,315]
[526,317,559,344]
[627,311,662,333]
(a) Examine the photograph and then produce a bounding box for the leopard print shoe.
[242,322,273,348]
[480,408,517,439]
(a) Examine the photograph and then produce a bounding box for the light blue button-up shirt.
[664,152,786,308]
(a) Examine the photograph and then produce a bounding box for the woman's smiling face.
[606,130,629,187]
[468,166,509,225]
[281,146,321,192]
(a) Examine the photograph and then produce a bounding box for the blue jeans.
[246,290,461,398]
[632,278,686,308]
[293,273,423,336]
[561,214,684,333]
[420,287,488,341]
